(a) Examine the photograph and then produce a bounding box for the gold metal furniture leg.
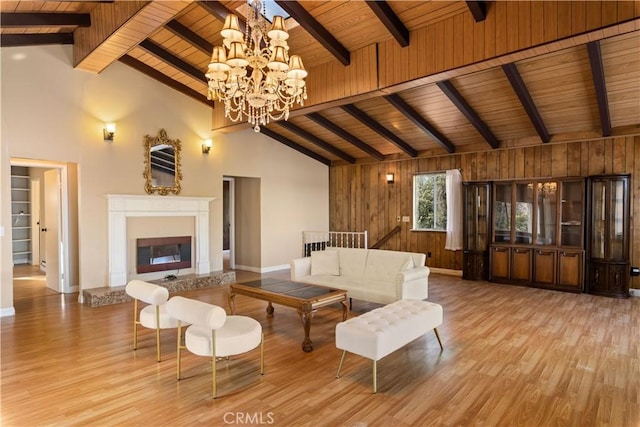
[176,323,182,380]
[336,350,347,378]
[372,360,377,393]
[155,305,161,362]
[132,299,138,350]
[434,328,444,350]
[260,333,265,374]
[212,330,217,399]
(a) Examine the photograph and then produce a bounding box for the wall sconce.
[202,139,212,154]
[103,123,116,141]
[386,173,395,184]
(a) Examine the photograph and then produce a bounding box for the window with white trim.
[413,172,447,231]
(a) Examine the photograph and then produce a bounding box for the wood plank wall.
[377,1,640,89]
[329,135,640,289]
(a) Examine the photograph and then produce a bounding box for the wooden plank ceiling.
[1,1,639,166]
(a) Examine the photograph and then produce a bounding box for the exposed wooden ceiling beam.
[383,94,455,153]
[366,1,409,47]
[276,121,356,164]
[260,127,331,166]
[0,12,90,27]
[341,104,417,157]
[74,1,191,73]
[436,80,499,149]
[0,33,74,47]
[197,1,244,24]
[307,113,385,161]
[465,1,487,22]
[118,55,212,106]
[502,63,550,143]
[275,0,350,66]
[587,41,612,137]
[139,39,207,84]
[165,19,213,55]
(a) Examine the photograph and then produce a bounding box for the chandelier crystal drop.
[206,0,308,132]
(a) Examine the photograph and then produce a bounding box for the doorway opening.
[223,177,235,270]
[9,158,78,301]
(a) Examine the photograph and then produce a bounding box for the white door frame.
[223,177,235,270]
[10,158,71,294]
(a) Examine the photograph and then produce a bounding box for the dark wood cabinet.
[463,182,490,280]
[489,178,585,293]
[586,175,630,298]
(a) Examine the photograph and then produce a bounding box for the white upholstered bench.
[335,299,443,393]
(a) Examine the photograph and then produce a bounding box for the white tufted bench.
[335,299,443,393]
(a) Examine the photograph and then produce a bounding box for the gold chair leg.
[155,305,161,362]
[176,323,182,380]
[260,333,265,375]
[132,299,138,350]
[336,350,347,378]
[434,328,444,350]
[372,360,377,394]
[212,330,217,399]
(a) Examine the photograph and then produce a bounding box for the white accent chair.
[125,280,179,362]
[166,296,264,399]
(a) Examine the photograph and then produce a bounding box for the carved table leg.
[340,298,349,321]
[266,301,275,316]
[297,305,316,352]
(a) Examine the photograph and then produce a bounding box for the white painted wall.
[0,44,328,314]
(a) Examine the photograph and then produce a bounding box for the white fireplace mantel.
[107,194,215,287]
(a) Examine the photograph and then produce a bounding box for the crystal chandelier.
[206,0,308,132]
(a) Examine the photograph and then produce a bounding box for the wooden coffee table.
[228,278,349,352]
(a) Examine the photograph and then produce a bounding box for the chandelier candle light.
[206,0,308,132]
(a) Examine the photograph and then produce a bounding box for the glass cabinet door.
[464,185,476,250]
[536,181,557,245]
[560,180,583,247]
[590,181,606,259]
[609,179,626,260]
[493,183,512,243]
[476,185,489,251]
[514,182,533,244]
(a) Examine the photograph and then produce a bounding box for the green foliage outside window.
[413,173,447,230]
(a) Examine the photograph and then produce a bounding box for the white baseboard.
[428,267,463,277]
[1,307,16,317]
[629,288,640,298]
[260,264,290,273]
[234,264,290,274]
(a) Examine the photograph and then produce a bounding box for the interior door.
[44,169,61,292]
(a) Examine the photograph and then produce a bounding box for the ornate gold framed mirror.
[143,128,182,195]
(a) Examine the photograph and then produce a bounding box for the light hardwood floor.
[2,270,639,426]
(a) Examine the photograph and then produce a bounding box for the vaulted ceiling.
[2,1,639,166]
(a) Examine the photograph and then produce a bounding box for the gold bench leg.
[372,360,377,393]
[336,350,347,378]
[434,327,444,350]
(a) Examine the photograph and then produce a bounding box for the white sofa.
[290,247,429,305]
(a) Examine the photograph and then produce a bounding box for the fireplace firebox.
[136,236,192,274]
